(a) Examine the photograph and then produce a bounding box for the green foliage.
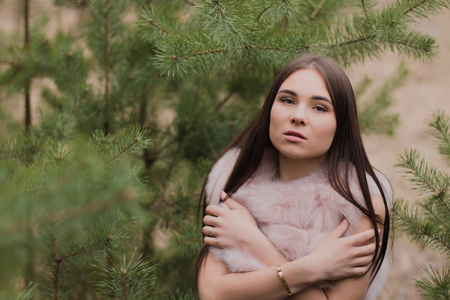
[357,61,409,135]
[416,265,450,300]
[428,111,450,160]
[96,254,158,299]
[144,0,450,79]
[169,285,199,300]
[0,126,154,298]
[394,111,450,299]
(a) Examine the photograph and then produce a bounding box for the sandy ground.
[1,1,449,299]
[349,10,450,300]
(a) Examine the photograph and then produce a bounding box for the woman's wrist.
[241,230,289,266]
[276,257,318,294]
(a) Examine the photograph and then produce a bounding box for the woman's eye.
[313,106,328,112]
[280,97,294,105]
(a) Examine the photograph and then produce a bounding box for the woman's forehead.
[278,69,330,97]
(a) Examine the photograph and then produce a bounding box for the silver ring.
[208,226,213,237]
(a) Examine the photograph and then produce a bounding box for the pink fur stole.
[205,148,393,300]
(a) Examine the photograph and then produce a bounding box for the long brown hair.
[196,54,390,283]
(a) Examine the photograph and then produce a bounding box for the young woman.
[196,55,392,300]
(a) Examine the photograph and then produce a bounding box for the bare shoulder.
[371,194,386,221]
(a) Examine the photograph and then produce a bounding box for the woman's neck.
[278,154,326,182]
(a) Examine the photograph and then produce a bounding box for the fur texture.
[206,148,392,300]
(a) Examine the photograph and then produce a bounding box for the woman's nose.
[290,108,307,125]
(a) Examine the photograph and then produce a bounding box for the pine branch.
[215,91,234,110]
[310,0,327,19]
[60,235,112,260]
[103,0,111,134]
[129,70,159,105]
[66,52,75,87]
[169,286,199,300]
[137,8,181,44]
[182,43,304,58]
[420,198,450,232]
[53,235,113,300]
[111,75,133,111]
[403,0,430,17]
[392,30,436,60]
[104,138,141,165]
[196,0,252,46]
[326,20,396,48]
[354,75,373,99]
[394,199,450,257]
[255,1,280,22]
[428,111,450,162]
[416,264,450,300]
[155,38,310,78]
[358,62,407,135]
[24,0,32,130]
[171,222,203,258]
[95,255,157,299]
[147,17,174,36]
[0,147,41,160]
[101,125,153,165]
[121,268,129,300]
[396,149,448,197]
[53,236,61,300]
[361,0,372,23]
[0,190,135,235]
[400,0,450,20]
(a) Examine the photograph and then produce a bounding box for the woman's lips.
[284,130,307,142]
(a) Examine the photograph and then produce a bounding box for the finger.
[348,266,371,277]
[328,219,349,239]
[205,205,223,216]
[353,243,376,257]
[204,236,220,247]
[203,215,219,227]
[202,226,216,237]
[223,198,245,211]
[347,229,377,246]
[352,254,374,267]
[221,191,230,201]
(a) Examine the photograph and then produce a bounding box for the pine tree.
[0,0,449,299]
[394,111,450,300]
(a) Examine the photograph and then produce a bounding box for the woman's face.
[269,68,337,163]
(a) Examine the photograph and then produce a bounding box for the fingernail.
[342,218,348,225]
[221,191,228,201]
[378,229,382,233]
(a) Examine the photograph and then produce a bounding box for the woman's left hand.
[203,191,262,252]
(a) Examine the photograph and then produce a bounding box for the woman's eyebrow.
[312,96,332,105]
[277,89,297,96]
[278,89,332,105]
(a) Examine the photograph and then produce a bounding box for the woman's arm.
[203,195,288,267]
[321,194,386,300]
[198,227,375,300]
[198,251,316,300]
[203,198,327,300]
[200,196,377,300]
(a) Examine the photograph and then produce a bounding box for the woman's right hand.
[310,219,377,281]
[203,191,289,266]
[202,191,261,250]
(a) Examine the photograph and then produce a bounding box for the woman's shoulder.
[205,148,241,205]
[368,169,393,208]
[348,166,393,211]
